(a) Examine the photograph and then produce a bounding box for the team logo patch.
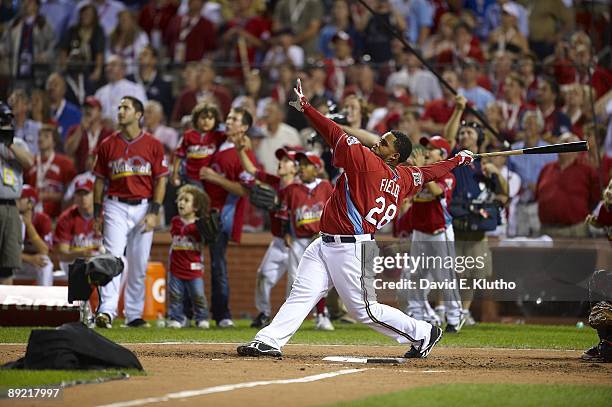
[346,136,360,146]
[411,170,423,186]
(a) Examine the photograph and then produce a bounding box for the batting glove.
[455,150,474,166]
[288,78,308,112]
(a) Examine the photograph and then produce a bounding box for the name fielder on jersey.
[295,203,324,226]
[379,178,400,199]
[109,156,153,179]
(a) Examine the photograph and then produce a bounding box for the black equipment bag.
[450,200,501,232]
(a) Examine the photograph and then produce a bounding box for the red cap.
[74,176,94,192]
[21,185,38,204]
[84,96,102,110]
[295,151,323,169]
[275,148,297,161]
[420,135,451,159]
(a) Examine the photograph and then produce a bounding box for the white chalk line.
[96,368,366,407]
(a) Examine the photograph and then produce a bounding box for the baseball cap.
[74,176,94,193]
[295,151,323,169]
[21,185,38,204]
[275,148,297,161]
[84,96,102,110]
[502,2,520,19]
[332,31,353,47]
[420,135,451,159]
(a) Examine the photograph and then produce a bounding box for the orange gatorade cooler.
[143,262,166,320]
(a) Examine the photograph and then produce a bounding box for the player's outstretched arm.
[289,78,345,149]
[340,125,380,148]
[416,151,474,183]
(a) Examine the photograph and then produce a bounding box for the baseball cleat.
[237,340,282,357]
[250,312,270,328]
[580,344,602,362]
[123,318,151,328]
[444,324,459,333]
[95,313,112,329]
[166,319,182,329]
[197,320,210,329]
[315,313,335,331]
[404,324,443,359]
[218,318,235,328]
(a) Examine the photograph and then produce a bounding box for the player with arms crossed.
[238,79,474,358]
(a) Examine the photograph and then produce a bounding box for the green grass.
[0,320,598,350]
[333,384,612,407]
[0,369,144,389]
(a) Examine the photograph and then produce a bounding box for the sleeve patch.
[411,169,423,187]
[346,136,360,146]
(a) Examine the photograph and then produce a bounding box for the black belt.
[0,199,16,206]
[321,234,374,243]
[110,196,148,206]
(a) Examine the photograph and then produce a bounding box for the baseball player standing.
[93,96,168,328]
[234,134,298,328]
[238,79,474,358]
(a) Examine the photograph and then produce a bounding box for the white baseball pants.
[287,237,311,296]
[255,237,289,316]
[255,236,433,350]
[16,255,53,286]
[98,199,153,322]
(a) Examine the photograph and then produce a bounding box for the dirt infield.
[1,343,611,406]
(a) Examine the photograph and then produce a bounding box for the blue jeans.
[209,231,230,322]
[168,273,209,324]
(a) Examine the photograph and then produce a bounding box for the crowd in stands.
[1,0,611,290]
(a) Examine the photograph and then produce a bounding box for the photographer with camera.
[0,102,35,285]
[443,95,508,322]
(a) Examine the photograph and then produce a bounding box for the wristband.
[147,202,161,215]
[94,203,102,218]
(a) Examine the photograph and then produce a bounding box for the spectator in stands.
[16,185,53,286]
[63,50,97,107]
[59,4,106,83]
[30,89,51,124]
[354,0,404,64]
[519,52,539,105]
[257,100,302,174]
[507,110,557,237]
[344,64,388,108]
[108,9,149,76]
[420,69,459,135]
[305,63,334,106]
[398,109,427,145]
[323,31,355,102]
[528,0,573,59]
[537,133,599,238]
[566,40,612,100]
[40,0,74,41]
[437,21,484,66]
[392,0,433,47]
[8,90,41,154]
[422,12,457,60]
[562,83,590,139]
[536,76,572,139]
[172,61,232,125]
[25,122,76,220]
[128,45,174,120]
[71,0,126,37]
[487,2,528,56]
[262,29,305,81]
[164,0,216,64]
[138,0,179,49]
[458,58,495,113]
[386,52,443,105]
[272,0,323,58]
[65,97,113,173]
[319,0,360,58]
[95,55,148,124]
[489,51,513,98]
[199,107,255,328]
[496,73,530,140]
[54,175,102,276]
[144,100,179,156]
[482,0,528,40]
[46,73,82,141]
[0,0,55,82]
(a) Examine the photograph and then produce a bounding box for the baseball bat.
[473,141,588,159]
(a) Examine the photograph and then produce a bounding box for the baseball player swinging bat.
[473,141,588,159]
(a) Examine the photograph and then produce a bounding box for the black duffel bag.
[450,200,501,232]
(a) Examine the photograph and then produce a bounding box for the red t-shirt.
[204,142,257,242]
[537,160,600,225]
[93,131,169,200]
[175,129,225,182]
[164,15,216,63]
[224,16,272,79]
[169,216,204,280]
[421,99,454,124]
[65,125,113,173]
[54,205,102,251]
[25,153,76,219]
[302,104,463,235]
[23,212,53,254]
[411,173,455,234]
[278,179,333,238]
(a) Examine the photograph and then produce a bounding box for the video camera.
[0,101,15,146]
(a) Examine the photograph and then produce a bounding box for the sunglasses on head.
[460,120,482,130]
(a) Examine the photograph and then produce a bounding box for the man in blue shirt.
[458,59,495,113]
[46,73,81,143]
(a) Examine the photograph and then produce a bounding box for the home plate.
[323,356,406,364]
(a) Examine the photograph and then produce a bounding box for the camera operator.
[0,102,35,285]
[443,95,508,322]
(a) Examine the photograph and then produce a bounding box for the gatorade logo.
[152,278,165,303]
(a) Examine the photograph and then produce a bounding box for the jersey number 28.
[364,197,397,229]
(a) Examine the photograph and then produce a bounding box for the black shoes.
[404,324,443,359]
[123,318,150,328]
[237,340,282,357]
[250,312,270,328]
[445,324,458,333]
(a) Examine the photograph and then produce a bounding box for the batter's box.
[323,356,406,364]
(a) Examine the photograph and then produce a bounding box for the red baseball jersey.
[54,205,103,251]
[278,179,333,238]
[93,131,169,200]
[411,173,455,234]
[175,129,226,182]
[169,216,204,280]
[302,103,463,235]
[23,212,53,254]
[204,141,257,243]
[25,153,76,219]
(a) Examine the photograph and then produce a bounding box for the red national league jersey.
[175,130,226,182]
[169,216,204,280]
[23,212,53,254]
[54,205,103,251]
[411,173,455,234]
[278,179,333,238]
[93,131,169,200]
[25,153,77,219]
[302,104,464,235]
